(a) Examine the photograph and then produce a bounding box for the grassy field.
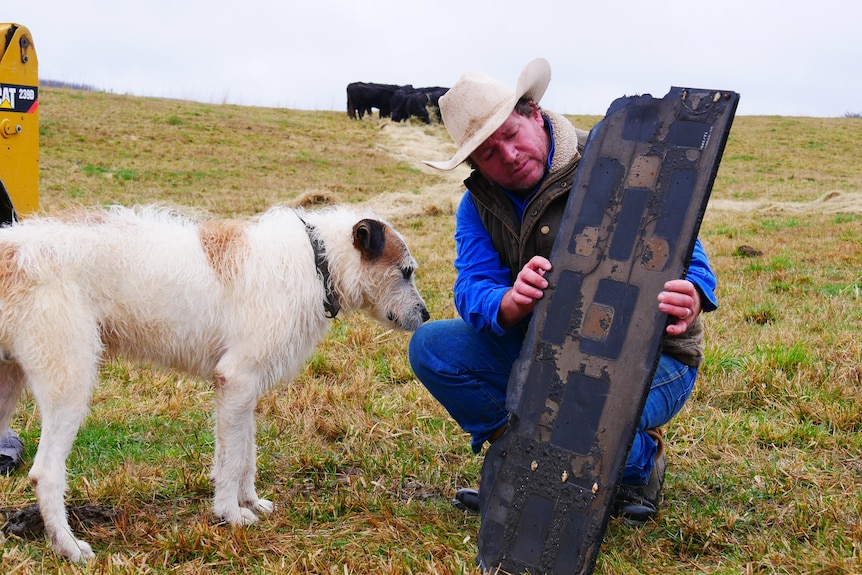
[0,88,860,574]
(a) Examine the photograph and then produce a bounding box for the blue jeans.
[408,319,697,486]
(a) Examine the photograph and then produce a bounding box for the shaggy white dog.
[0,204,429,561]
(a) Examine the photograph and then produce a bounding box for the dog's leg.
[210,366,272,525]
[23,312,101,562]
[236,420,273,516]
[28,372,96,562]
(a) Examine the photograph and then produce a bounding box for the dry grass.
[0,89,860,574]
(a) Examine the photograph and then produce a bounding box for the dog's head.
[346,218,430,331]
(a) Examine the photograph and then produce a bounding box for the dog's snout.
[385,302,429,331]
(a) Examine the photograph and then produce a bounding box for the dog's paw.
[56,538,95,562]
[215,504,259,526]
[236,507,259,525]
[251,498,274,514]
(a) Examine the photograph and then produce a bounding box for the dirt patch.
[3,504,121,538]
[362,122,471,220]
[709,191,862,214]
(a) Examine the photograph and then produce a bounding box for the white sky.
[7,0,862,117]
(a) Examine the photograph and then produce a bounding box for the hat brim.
[424,58,551,171]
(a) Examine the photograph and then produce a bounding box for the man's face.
[470,105,550,195]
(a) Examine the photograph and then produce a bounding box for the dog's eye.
[401,266,414,280]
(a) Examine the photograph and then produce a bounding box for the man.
[0,427,24,475]
[408,58,717,524]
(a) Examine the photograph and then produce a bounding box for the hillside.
[0,87,859,574]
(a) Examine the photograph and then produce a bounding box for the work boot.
[613,427,665,526]
[451,423,509,515]
[452,488,480,515]
[0,428,24,475]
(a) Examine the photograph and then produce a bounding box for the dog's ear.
[352,219,386,260]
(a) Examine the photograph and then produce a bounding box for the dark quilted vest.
[465,159,578,285]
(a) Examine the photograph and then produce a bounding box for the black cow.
[390,88,417,123]
[392,90,430,124]
[421,86,448,122]
[419,86,448,106]
[346,82,410,119]
[391,86,449,123]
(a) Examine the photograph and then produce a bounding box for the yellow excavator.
[0,22,39,221]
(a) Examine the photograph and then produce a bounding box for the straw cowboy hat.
[424,57,552,171]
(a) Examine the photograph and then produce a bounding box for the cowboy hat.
[424,58,552,171]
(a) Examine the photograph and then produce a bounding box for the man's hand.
[498,256,552,329]
[658,279,702,336]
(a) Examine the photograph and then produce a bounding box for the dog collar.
[302,220,341,319]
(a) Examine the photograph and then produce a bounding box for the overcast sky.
[7,1,861,117]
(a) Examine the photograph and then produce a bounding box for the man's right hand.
[498,256,552,329]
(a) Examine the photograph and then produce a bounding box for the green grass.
[0,89,860,574]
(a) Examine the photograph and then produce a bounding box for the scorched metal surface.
[476,87,739,575]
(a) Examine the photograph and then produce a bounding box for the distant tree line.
[40,79,100,92]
